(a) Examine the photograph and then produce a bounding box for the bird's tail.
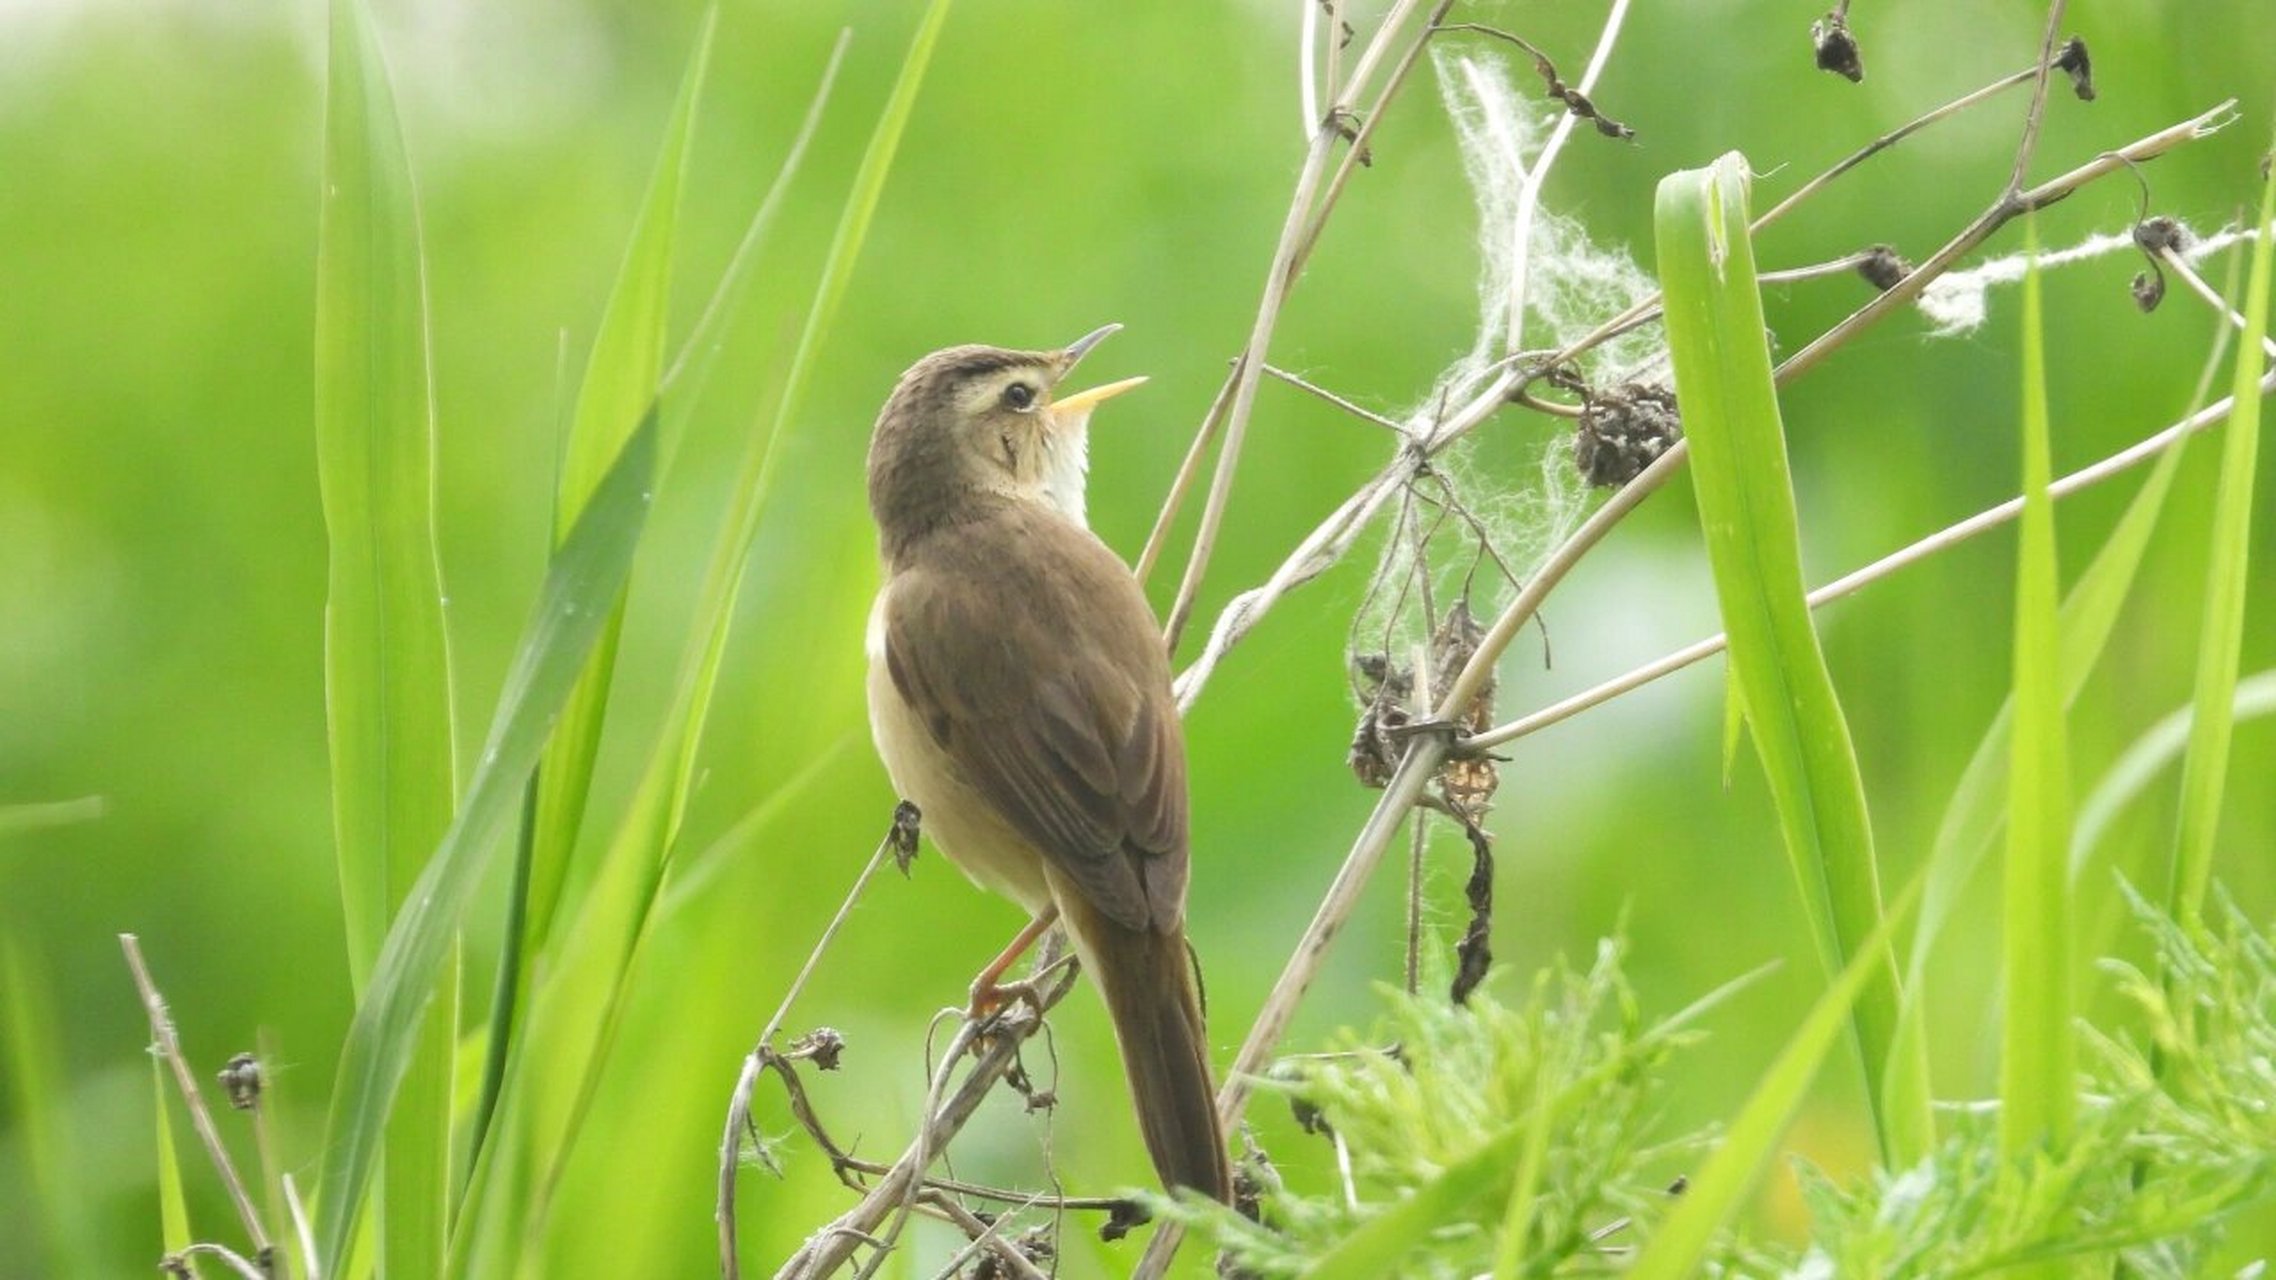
[1073,912,1230,1202]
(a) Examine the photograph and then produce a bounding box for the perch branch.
[720,809,913,1275]
[121,934,275,1273]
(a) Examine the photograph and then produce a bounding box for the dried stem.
[1465,363,2276,752]
[175,1243,271,1280]
[721,809,919,1276]
[1159,0,1438,650]
[770,969,1079,1280]
[121,934,275,1272]
[2006,0,2071,197]
[1263,363,1407,433]
[921,1194,1049,1280]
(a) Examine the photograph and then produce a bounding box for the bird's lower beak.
[1051,375,1149,419]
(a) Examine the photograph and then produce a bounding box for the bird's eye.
[1002,381,1036,410]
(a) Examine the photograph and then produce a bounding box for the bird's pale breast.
[864,585,1056,917]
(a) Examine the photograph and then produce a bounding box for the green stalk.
[1998,218,2074,1171]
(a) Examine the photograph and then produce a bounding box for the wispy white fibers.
[1919,222,2269,335]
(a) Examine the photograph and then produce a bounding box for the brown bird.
[863,325,1230,1202]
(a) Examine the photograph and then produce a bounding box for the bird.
[862,324,1231,1203]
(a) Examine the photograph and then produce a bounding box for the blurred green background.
[4,0,2273,1275]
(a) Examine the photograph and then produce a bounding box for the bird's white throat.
[1037,417,1092,527]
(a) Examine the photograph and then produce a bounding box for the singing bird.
[863,325,1230,1201]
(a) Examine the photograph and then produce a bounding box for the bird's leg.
[967,906,1062,1019]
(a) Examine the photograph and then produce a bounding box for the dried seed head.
[2132,268,2167,312]
[2133,216,2191,256]
[1099,1199,1152,1242]
[2056,36,2096,101]
[1574,383,1683,488]
[790,1027,845,1071]
[219,1052,262,1111]
[1811,12,1865,83]
[1858,244,1912,292]
[888,800,922,875]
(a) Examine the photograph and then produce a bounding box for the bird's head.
[867,324,1145,551]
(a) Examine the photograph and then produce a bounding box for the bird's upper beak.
[1050,324,1147,424]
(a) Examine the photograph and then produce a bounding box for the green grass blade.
[154,1056,193,1255]
[315,0,458,995]
[1653,152,1924,1165]
[469,5,718,1196]
[2000,220,2074,1163]
[2074,670,2276,867]
[523,6,718,964]
[313,409,658,1275]
[1626,873,1923,1279]
[496,1,954,1255]
[1892,411,2188,1111]
[2,940,97,1276]
[314,0,461,1269]
[2169,149,2275,922]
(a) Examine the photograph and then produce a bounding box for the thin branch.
[771,969,1080,1280]
[1779,100,2238,385]
[121,935,275,1271]
[922,1193,1049,1280]
[721,807,914,1277]
[1464,364,2276,752]
[174,1243,270,1280]
[1263,363,1407,433]
[2005,0,2071,197]
[2158,244,2276,360]
[1160,0,1437,651]
[1752,63,2042,231]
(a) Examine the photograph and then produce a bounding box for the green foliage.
[1171,893,2276,1278]
[1724,885,2276,1278]
[1653,151,1923,1165]
[1167,942,1708,1279]
[313,409,658,1273]
[314,0,464,1265]
[2000,220,2075,1166]
[2170,144,2276,921]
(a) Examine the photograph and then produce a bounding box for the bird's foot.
[966,973,1045,1031]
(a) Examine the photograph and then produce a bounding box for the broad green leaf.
[2170,148,2275,921]
[1999,221,2073,1163]
[313,408,658,1275]
[1653,152,1924,1165]
[314,0,461,1269]
[492,4,955,1263]
[1625,874,1922,1280]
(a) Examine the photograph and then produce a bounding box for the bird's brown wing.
[882,511,1188,934]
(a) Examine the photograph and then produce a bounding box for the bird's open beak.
[1051,324,1147,421]
[1052,375,1148,417]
